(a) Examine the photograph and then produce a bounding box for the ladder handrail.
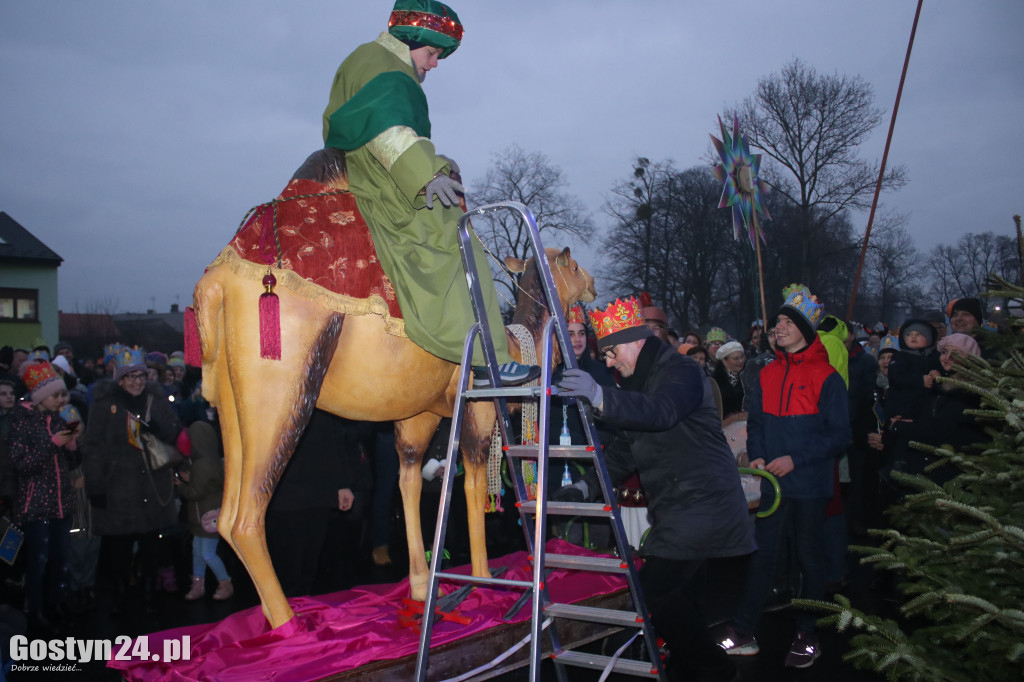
[415,201,666,681]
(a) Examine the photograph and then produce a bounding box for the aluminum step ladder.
[413,201,666,681]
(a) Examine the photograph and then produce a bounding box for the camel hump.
[291,148,347,187]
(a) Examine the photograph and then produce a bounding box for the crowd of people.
[0,293,1001,678]
[546,288,1001,679]
[0,0,1008,678]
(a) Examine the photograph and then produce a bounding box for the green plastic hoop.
[738,467,781,518]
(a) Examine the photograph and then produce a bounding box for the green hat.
[388,0,463,59]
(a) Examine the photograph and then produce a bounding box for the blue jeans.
[192,536,230,581]
[22,517,73,615]
[735,496,828,635]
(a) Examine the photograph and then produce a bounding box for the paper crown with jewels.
[705,327,728,345]
[588,297,652,347]
[388,0,463,59]
[103,343,125,365]
[22,362,64,403]
[113,346,147,381]
[777,283,824,343]
[879,334,900,352]
[25,349,50,364]
[566,304,586,326]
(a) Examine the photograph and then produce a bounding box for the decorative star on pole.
[710,115,770,247]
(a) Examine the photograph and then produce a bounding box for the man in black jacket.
[558,297,754,682]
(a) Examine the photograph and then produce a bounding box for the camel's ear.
[555,247,572,268]
[505,256,526,273]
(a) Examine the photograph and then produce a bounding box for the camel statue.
[191,149,596,628]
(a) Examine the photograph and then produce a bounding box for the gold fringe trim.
[208,246,407,337]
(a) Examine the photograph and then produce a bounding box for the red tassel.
[184,307,201,367]
[259,272,281,360]
[638,291,654,308]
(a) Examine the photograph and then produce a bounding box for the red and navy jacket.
[747,336,850,499]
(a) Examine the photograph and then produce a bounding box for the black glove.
[557,368,603,407]
[424,174,465,209]
[552,479,590,503]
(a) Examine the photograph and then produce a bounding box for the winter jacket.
[817,320,850,387]
[712,362,745,418]
[80,383,182,536]
[177,421,223,539]
[882,375,986,483]
[268,410,373,514]
[747,336,850,499]
[594,338,755,561]
[7,404,78,523]
[885,318,942,421]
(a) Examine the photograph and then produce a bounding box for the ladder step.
[551,650,660,678]
[505,444,595,459]
[518,501,612,517]
[463,386,548,399]
[541,553,630,573]
[545,603,644,628]
[434,571,533,589]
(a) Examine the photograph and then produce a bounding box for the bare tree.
[731,58,907,284]
[862,216,922,323]
[468,144,593,300]
[601,159,733,331]
[925,231,1019,309]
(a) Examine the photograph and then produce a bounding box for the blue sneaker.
[472,362,541,387]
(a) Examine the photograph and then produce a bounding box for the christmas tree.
[796,271,1024,681]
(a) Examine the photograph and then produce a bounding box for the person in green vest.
[322,0,538,386]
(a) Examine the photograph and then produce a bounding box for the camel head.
[505,247,596,313]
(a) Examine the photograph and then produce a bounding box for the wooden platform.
[326,588,633,681]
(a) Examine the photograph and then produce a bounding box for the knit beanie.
[950,297,983,326]
[899,320,936,348]
[937,332,981,359]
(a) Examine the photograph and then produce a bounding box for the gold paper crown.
[588,297,646,342]
[566,304,586,326]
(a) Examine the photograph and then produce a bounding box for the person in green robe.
[322,0,537,386]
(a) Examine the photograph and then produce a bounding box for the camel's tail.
[191,270,225,404]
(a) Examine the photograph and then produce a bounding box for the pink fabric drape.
[111,540,630,681]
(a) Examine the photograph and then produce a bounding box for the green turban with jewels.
[388,0,463,58]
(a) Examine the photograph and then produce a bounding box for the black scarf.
[620,337,663,391]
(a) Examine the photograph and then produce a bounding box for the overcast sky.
[2,1,1021,315]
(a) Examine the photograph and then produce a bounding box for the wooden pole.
[752,210,769,330]
[847,0,923,321]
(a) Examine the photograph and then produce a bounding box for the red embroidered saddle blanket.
[213,178,404,333]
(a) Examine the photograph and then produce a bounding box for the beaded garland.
[389,10,463,42]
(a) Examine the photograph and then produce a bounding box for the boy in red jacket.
[718,286,850,669]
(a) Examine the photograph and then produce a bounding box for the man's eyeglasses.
[601,346,618,361]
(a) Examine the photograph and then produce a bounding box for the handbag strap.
[144,394,154,422]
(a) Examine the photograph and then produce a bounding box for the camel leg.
[462,401,498,581]
[394,412,443,602]
[224,310,344,628]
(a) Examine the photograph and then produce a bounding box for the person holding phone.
[7,361,82,632]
